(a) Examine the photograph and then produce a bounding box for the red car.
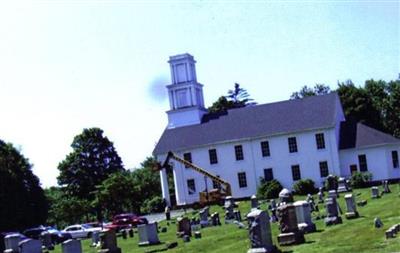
[106,213,148,231]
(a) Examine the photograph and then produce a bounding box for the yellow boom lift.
[157,151,232,205]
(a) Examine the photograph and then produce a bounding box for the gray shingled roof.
[339,121,400,150]
[153,93,340,155]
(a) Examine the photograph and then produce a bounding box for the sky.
[0,1,398,187]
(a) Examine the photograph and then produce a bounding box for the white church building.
[153,53,400,206]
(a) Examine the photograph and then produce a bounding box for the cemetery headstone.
[199,207,209,227]
[165,206,171,220]
[194,231,202,239]
[383,180,391,194]
[324,197,342,226]
[337,177,351,192]
[19,239,42,253]
[128,229,134,238]
[138,223,160,246]
[91,231,101,247]
[176,217,191,237]
[99,229,121,253]
[250,195,259,209]
[344,194,359,219]
[279,188,294,204]
[210,212,221,226]
[61,239,82,253]
[276,203,305,246]
[4,233,21,252]
[182,235,190,243]
[371,186,380,199]
[269,199,277,210]
[234,210,242,222]
[374,217,383,228]
[328,190,338,199]
[247,209,277,253]
[318,188,324,203]
[40,231,54,250]
[326,175,338,191]
[293,200,316,233]
[306,194,315,212]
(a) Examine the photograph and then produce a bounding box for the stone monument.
[210,212,221,226]
[247,209,277,253]
[199,207,209,227]
[279,188,294,204]
[251,195,259,209]
[324,197,342,225]
[344,194,359,219]
[138,223,160,246]
[176,217,191,237]
[337,177,351,193]
[383,180,391,194]
[293,200,316,233]
[371,186,380,198]
[276,204,305,245]
[61,239,82,253]
[18,239,42,253]
[99,229,121,253]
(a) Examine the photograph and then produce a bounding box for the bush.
[350,172,372,188]
[293,179,317,195]
[257,179,283,199]
[141,196,165,214]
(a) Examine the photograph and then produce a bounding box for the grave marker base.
[247,245,278,253]
[277,232,305,246]
[324,216,342,226]
[345,211,359,219]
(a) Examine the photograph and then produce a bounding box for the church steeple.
[166,54,207,128]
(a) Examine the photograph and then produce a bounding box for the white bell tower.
[166,53,207,128]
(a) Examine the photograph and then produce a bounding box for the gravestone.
[61,239,82,253]
[199,207,209,227]
[99,229,121,253]
[4,233,21,252]
[19,239,42,253]
[324,197,342,226]
[210,212,221,226]
[40,231,54,250]
[293,200,316,233]
[225,204,235,222]
[279,188,294,204]
[276,204,305,245]
[337,177,351,193]
[328,190,338,199]
[165,206,171,220]
[194,231,202,239]
[247,209,277,253]
[374,217,383,228]
[318,188,324,203]
[224,196,235,208]
[326,175,338,191]
[344,194,359,219]
[250,195,259,209]
[182,235,190,243]
[128,229,134,238]
[138,223,160,246]
[269,199,277,210]
[383,180,391,194]
[306,194,315,212]
[371,186,380,198]
[91,231,101,247]
[234,210,242,222]
[176,217,191,237]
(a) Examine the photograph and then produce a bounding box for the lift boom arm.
[160,151,232,196]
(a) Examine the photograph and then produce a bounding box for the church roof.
[153,92,340,155]
[339,121,400,150]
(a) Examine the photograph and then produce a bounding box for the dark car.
[23,226,71,244]
[105,213,148,231]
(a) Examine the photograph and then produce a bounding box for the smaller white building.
[153,54,400,206]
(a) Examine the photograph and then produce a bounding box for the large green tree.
[290,84,331,99]
[0,140,48,231]
[57,128,125,200]
[208,83,256,113]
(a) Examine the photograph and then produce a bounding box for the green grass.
[53,185,400,253]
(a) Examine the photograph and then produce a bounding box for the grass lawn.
[53,185,400,253]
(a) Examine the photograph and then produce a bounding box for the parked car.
[23,226,71,244]
[62,224,102,239]
[105,213,148,231]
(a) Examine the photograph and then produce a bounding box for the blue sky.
[0,1,398,187]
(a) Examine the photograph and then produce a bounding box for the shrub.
[293,179,317,195]
[141,196,165,214]
[324,174,339,191]
[257,179,283,199]
[350,172,372,188]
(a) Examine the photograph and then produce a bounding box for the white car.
[62,224,102,239]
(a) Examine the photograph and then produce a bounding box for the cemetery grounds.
[53,185,400,253]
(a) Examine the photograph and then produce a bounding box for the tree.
[290,84,331,99]
[0,140,48,231]
[208,83,256,113]
[385,79,400,137]
[57,128,125,200]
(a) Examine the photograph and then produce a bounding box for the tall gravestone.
[247,209,277,253]
[40,231,54,250]
[99,230,121,253]
[61,239,82,253]
[324,197,342,225]
[276,204,305,245]
[4,233,21,252]
[19,239,42,253]
[138,223,160,246]
[210,212,221,226]
[251,195,259,209]
[318,187,324,203]
[293,200,316,233]
[176,217,191,237]
[337,177,351,193]
[199,207,209,227]
[344,194,359,219]
[279,189,294,205]
[383,180,391,193]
